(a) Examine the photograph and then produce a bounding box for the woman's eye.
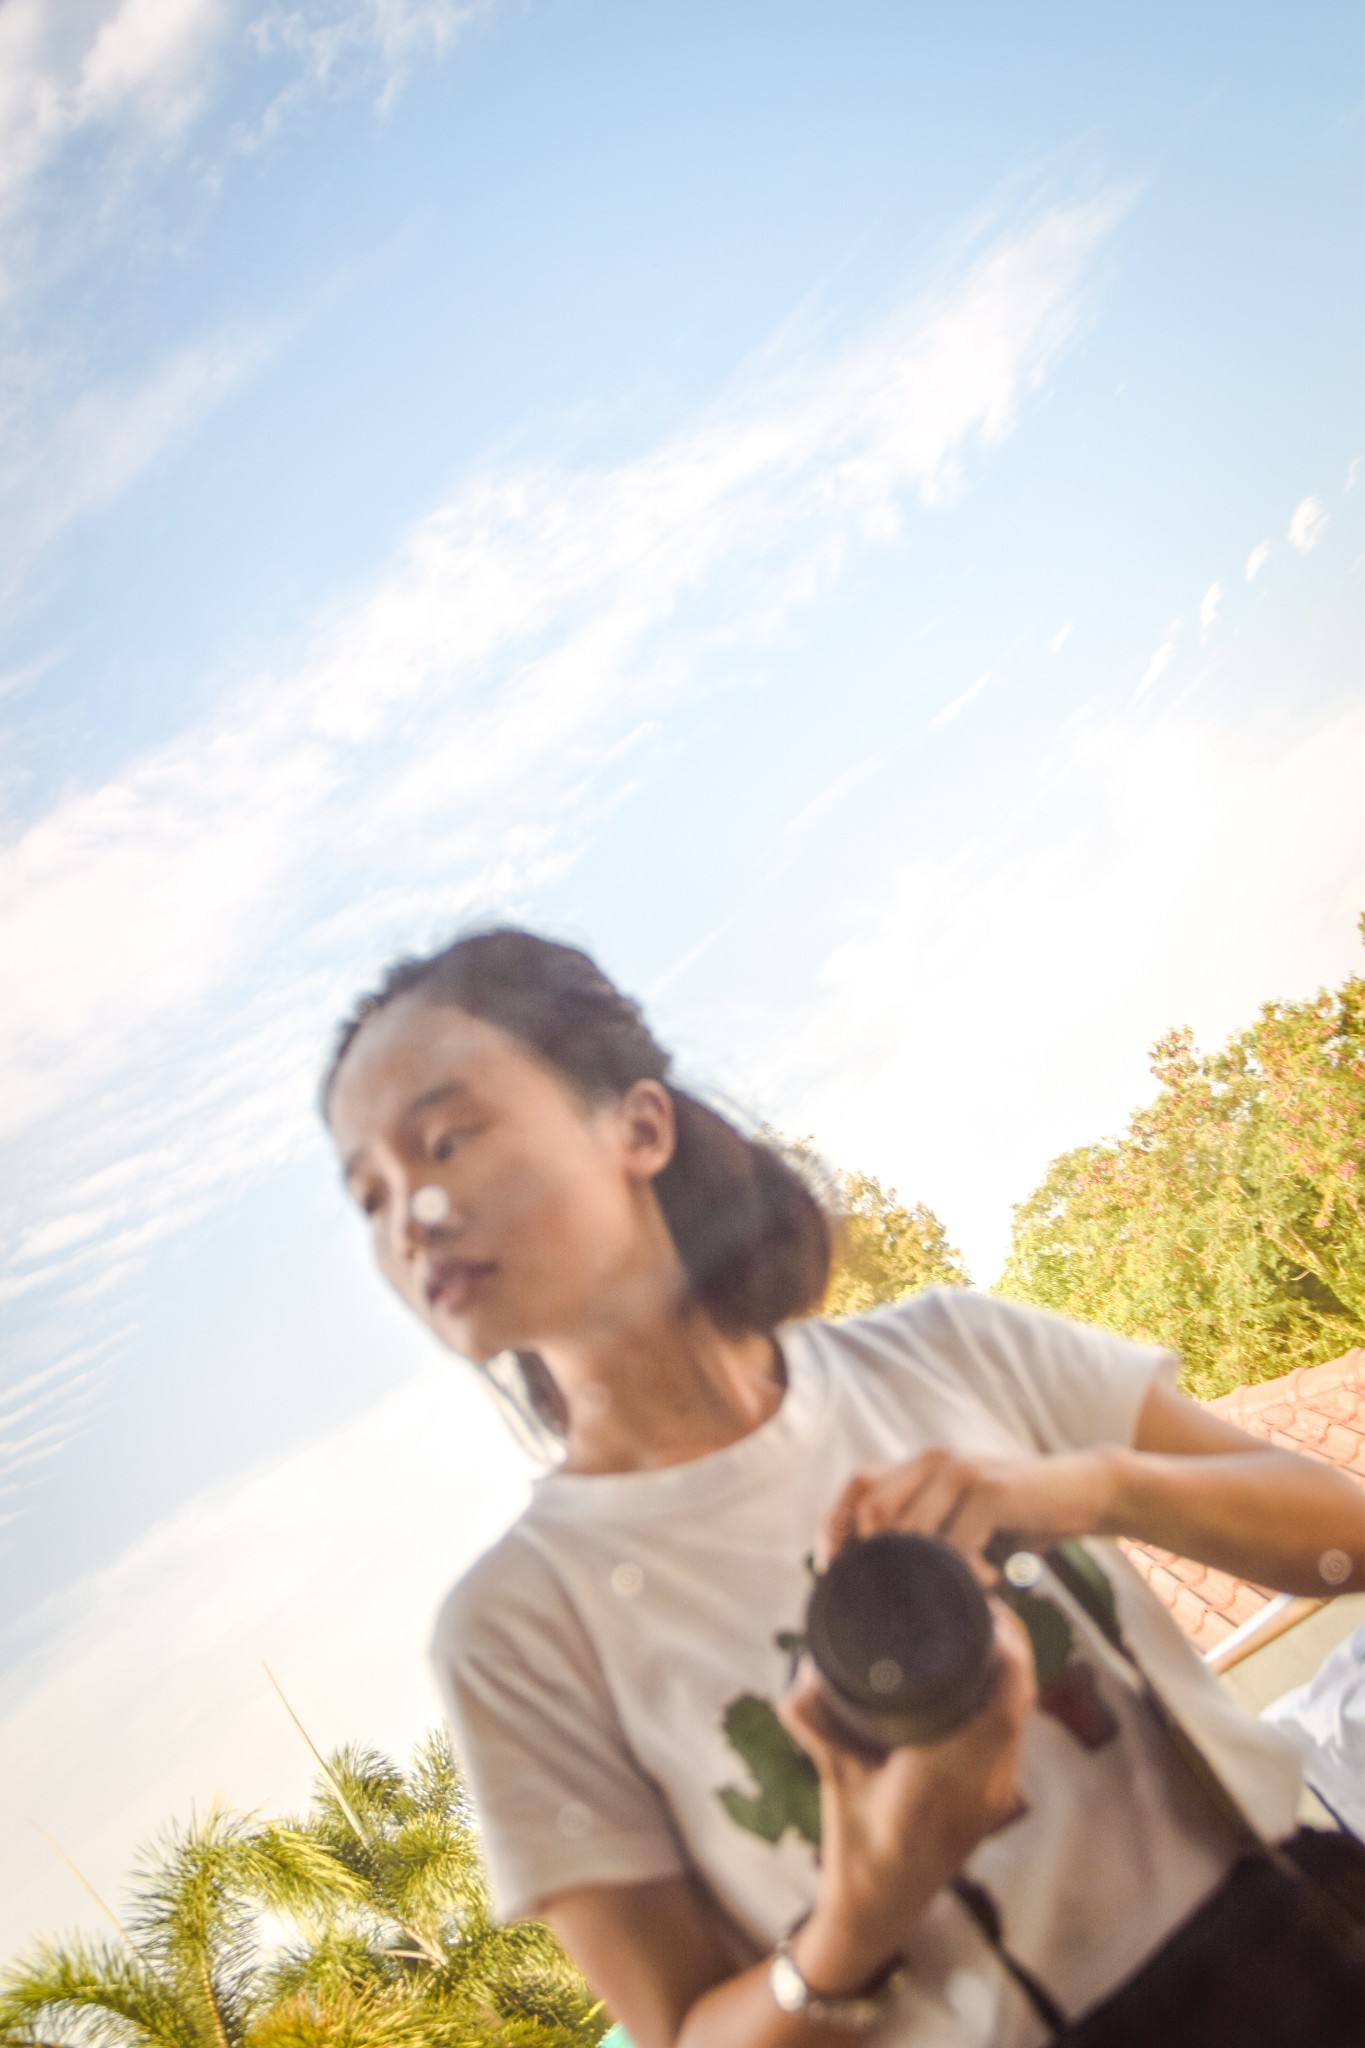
[359,1189,385,1218]
[431,1129,464,1163]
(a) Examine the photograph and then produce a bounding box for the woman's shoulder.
[811,1283,989,1367]
[435,1523,564,1646]
[822,1283,1166,1372]
[826,1284,1039,1343]
[814,1286,1175,1454]
[430,1515,572,1669]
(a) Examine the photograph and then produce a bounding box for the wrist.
[1096,1444,1141,1536]
[791,1904,906,1998]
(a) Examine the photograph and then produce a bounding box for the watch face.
[769,1949,809,2015]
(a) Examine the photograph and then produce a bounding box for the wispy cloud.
[0,649,64,706]
[0,188,1133,1517]
[927,670,989,730]
[0,1343,122,1509]
[0,1,482,290]
[0,0,234,289]
[760,748,899,863]
[0,323,285,599]
[1198,580,1222,643]
[1288,495,1328,554]
[1047,621,1072,654]
[242,0,491,141]
[0,187,1135,1513]
[1131,617,1180,702]
[0,2,491,606]
[1245,539,1272,583]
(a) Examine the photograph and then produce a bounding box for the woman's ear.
[617,1078,676,1182]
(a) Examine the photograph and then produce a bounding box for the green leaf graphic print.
[717,1695,822,1849]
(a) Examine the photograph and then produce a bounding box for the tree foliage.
[0,1736,604,2048]
[773,1135,969,1315]
[1000,934,1365,1397]
[822,1168,969,1315]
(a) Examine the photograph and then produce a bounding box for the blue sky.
[1,0,1361,1953]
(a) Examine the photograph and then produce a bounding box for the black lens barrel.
[805,1530,999,1750]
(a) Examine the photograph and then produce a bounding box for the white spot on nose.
[556,1801,594,1839]
[611,1562,644,1598]
[411,1184,450,1226]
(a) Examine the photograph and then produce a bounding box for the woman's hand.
[819,1444,1123,1584]
[544,1609,1037,2048]
[775,1599,1037,1993]
[822,1388,1365,1601]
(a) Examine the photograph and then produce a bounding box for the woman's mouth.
[425,1259,497,1313]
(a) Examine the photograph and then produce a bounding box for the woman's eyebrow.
[402,1079,472,1121]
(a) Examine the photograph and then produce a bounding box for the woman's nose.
[393,1181,457,1258]
[410,1184,451,1227]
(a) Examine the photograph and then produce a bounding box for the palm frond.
[2,1732,604,2048]
[0,1934,195,2048]
[244,1982,448,2048]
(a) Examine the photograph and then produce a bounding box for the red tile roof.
[1120,1349,1365,1655]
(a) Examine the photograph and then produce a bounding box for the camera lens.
[805,1531,998,1750]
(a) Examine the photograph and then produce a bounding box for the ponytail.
[656,1089,830,1333]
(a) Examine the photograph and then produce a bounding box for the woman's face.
[328,993,676,1363]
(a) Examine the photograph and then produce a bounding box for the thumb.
[778,1660,863,1787]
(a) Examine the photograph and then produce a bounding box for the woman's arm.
[547,1870,908,2048]
[543,1606,1037,2048]
[1118,1374,1365,1593]
[822,1376,1365,1597]
[547,1875,909,2048]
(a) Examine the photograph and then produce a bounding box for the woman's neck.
[541,1308,785,1475]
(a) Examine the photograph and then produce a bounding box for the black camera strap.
[951,1542,1365,2038]
[950,1873,1070,2034]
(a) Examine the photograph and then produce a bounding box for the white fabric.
[432,1289,1304,2046]
[1265,1621,1365,1836]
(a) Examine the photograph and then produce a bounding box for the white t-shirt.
[432,1289,1303,2047]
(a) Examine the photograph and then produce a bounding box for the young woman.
[324,927,1365,2048]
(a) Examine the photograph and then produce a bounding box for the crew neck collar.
[529,1318,829,1520]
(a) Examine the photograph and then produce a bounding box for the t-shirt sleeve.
[431,1535,687,1922]
[897,1288,1178,1455]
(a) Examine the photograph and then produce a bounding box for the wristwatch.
[768,1926,907,2031]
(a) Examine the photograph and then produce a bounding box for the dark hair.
[323,928,831,1438]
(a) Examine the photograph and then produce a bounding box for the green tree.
[0,1808,361,2048]
[772,1134,969,1314]
[823,1168,969,1315]
[0,1738,604,2048]
[266,1734,599,2046]
[1000,935,1365,1397]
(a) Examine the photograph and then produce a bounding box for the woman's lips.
[425,1260,497,1313]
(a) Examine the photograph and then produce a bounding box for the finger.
[853,1460,969,1543]
[818,1484,860,1568]
[837,1450,949,1540]
[819,1467,893,1565]
[778,1666,854,1783]
[941,1494,1008,1582]
[987,1601,1039,1726]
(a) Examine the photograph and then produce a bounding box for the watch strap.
[768,1927,906,2030]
